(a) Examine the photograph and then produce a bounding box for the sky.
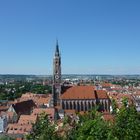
[0,0,140,75]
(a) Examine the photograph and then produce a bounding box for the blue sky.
[0,0,140,75]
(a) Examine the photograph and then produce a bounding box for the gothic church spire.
[55,40,60,57]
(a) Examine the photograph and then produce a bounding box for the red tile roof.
[0,106,8,111]
[16,138,23,140]
[61,86,109,100]
[102,83,112,88]
[61,86,96,99]
[95,90,109,99]
[18,115,37,125]
[34,97,50,106]
[20,93,51,107]
[31,108,55,119]
[7,123,32,134]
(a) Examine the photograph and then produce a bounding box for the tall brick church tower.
[51,40,61,107]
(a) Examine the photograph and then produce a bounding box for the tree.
[65,104,140,140]
[27,104,140,140]
[26,113,61,140]
[0,136,14,140]
[66,110,110,140]
[111,105,140,140]
[111,99,117,114]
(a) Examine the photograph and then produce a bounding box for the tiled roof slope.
[12,100,36,114]
[61,86,108,99]
[18,115,37,125]
[32,108,55,119]
[95,90,108,99]
[61,86,95,99]
[7,123,32,134]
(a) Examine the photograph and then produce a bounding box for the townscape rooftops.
[18,115,37,125]
[0,105,8,111]
[21,92,49,98]
[7,123,32,134]
[101,83,113,88]
[19,93,51,107]
[34,96,51,105]
[32,108,55,117]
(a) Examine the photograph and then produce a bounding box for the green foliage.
[77,118,109,140]
[65,105,140,140]
[0,82,52,101]
[63,116,71,126]
[27,104,140,140]
[26,113,61,140]
[111,105,140,140]
[111,79,139,87]
[30,84,51,94]
[111,99,117,114]
[122,97,129,107]
[66,110,109,140]
[0,135,15,140]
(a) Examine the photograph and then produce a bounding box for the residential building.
[0,115,7,133]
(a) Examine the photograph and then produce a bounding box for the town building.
[51,41,62,107]
[132,91,140,112]
[7,123,32,135]
[0,115,7,133]
[32,108,55,120]
[60,85,110,112]
[18,115,37,125]
[51,41,110,113]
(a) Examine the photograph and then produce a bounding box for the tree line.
[27,101,140,140]
[0,81,52,101]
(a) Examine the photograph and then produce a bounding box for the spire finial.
[56,39,58,46]
[55,39,59,56]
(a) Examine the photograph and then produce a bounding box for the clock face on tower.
[55,75,59,79]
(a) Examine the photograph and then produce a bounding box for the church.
[51,41,110,112]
